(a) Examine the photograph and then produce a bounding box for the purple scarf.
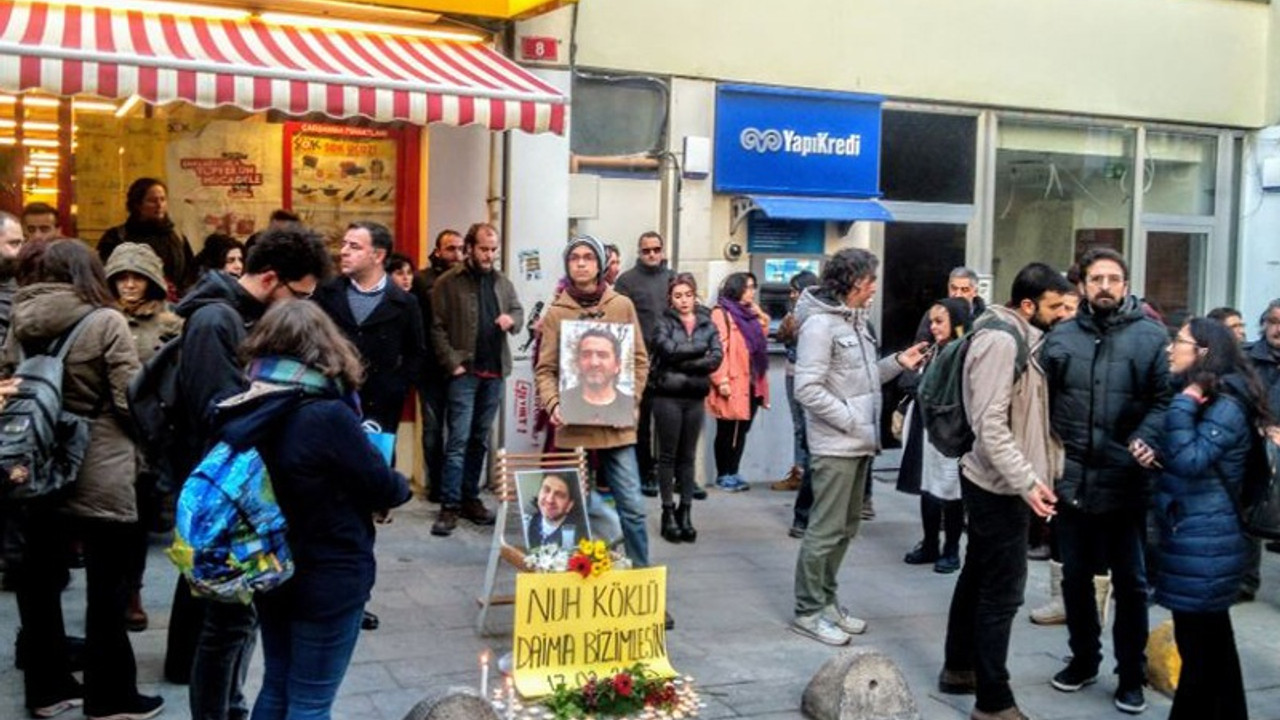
[718,297,768,381]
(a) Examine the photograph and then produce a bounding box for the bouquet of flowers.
[544,664,679,719]
[523,544,570,573]
[524,538,632,576]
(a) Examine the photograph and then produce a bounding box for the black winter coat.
[1040,296,1173,514]
[314,277,426,432]
[1246,340,1280,412]
[648,307,724,399]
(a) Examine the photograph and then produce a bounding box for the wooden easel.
[475,448,588,636]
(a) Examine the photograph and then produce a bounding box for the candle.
[479,650,491,698]
[505,676,515,720]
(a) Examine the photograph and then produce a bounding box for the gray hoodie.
[793,288,904,458]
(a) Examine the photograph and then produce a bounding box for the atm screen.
[762,257,823,284]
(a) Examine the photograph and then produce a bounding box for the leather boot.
[1030,560,1066,625]
[676,503,697,543]
[660,505,681,543]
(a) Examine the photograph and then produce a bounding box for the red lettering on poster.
[179,157,264,187]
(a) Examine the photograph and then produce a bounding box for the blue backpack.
[165,441,293,604]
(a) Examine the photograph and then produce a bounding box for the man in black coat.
[169,225,331,718]
[1039,248,1172,715]
[613,231,675,496]
[411,229,465,502]
[314,221,426,436]
[1246,299,1280,560]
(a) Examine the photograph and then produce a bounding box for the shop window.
[1143,131,1217,216]
[880,110,976,204]
[570,74,667,173]
[992,119,1135,302]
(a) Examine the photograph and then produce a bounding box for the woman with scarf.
[97,177,198,299]
[896,297,971,574]
[217,300,411,720]
[104,242,183,633]
[706,272,771,492]
[1156,317,1261,720]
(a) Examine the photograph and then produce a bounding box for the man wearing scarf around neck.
[790,248,927,646]
[535,236,652,574]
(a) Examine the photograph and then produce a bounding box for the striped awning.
[0,1,567,134]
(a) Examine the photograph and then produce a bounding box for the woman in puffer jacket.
[1156,317,1263,720]
[648,273,723,543]
[104,242,183,633]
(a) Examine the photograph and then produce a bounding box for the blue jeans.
[419,376,450,497]
[785,374,809,470]
[251,604,364,720]
[191,599,257,720]
[595,446,649,567]
[1057,504,1149,689]
[442,374,504,507]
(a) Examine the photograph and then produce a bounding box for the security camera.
[723,242,744,262]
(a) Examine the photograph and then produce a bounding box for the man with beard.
[428,223,524,536]
[937,262,1071,720]
[1040,248,1171,715]
[1245,300,1280,559]
[559,327,635,427]
[413,229,465,503]
[20,202,61,243]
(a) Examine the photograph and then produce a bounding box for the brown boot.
[770,465,803,491]
[126,589,148,632]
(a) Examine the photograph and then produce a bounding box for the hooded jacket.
[1041,295,1173,514]
[959,305,1062,496]
[792,288,904,458]
[98,217,198,295]
[1153,378,1254,613]
[214,383,411,620]
[105,242,183,364]
[2,284,141,521]
[535,286,649,450]
[648,306,724,399]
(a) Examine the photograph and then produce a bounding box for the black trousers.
[636,388,657,482]
[921,492,965,557]
[1170,610,1247,720]
[15,507,141,714]
[943,478,1029,713]
[652,396,704,506]
[713,397,760,477]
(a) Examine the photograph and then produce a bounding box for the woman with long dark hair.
[3,239,159,719]
[1156,317,1262,720]
[897,297,971,573]
[706,272,770,492]
[195,233,246,278]
[649,274,723,542]
[97,177,198,297]
[220,300,411,720]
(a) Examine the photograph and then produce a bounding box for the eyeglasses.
[283,282,314,300]
[1086,274,1125,288]
[1170,336,1199,348]
[639,247,663,255]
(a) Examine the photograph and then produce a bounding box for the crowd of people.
[0,187,1275,720]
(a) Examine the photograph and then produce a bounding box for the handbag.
[890,396,910,443]
[362,421,396,466]
[1211,430,1280,541]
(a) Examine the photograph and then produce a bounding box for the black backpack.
[1212,406,1280,541]
[126,335,185,495]
[917,316,1029,459]
[0,309,106,500]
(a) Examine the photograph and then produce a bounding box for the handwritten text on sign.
[513,567,674,697]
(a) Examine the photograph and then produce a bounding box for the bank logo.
[740,127,783,153]
[738,126,863,158]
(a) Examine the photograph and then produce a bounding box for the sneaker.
[771,466,803,491]
[1028,598,1066,625]
[431,508,459,536]
[937,667,976,695]
[460,499,496,526]
[361,610,380,630]
[716,475,748,493]
[970,707,1031,720]
[1050,663,1098,692]
[31,698,83,719]
[692,487,708,501]
[903,542,939,565]
[641,476,659,498]
[790,613,850,646]
[820,604,867,635]
[86,694,164,720]
[860,497,876,520]
[1114,686,1147,714]
[934,554,961,574]
[728,474,751,492]
[1027,543,1051,561]
[788,522,806,539]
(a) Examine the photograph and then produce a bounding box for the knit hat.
[564,235,606,282]
[104,241,166,294]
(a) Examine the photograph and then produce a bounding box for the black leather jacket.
[1040,296,1172,514]
[648,306,724,399]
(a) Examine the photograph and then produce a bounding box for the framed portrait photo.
[515,469,591,550]
[557,320,637,428]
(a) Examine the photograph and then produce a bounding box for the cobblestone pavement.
[4,455,1280,719]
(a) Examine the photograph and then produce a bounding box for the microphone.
[519,301,545,353]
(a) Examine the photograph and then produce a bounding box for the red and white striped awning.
[0,1,567,134]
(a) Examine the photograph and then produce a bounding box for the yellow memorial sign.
[513,566,675,698]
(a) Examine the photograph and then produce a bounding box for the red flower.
[568,554,592,578]
[612,672,634,697]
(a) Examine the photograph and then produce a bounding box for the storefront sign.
[513,567,674,697]
[714,84,883,198]
[747,218,824,255]
[167,120,284,243]
[283,123,400,248]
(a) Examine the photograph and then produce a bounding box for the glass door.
[1143,227,1209,331]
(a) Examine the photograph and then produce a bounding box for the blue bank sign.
[714,84,883,198]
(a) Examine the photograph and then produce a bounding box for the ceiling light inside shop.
[21,138,60,148]
[115,96,143,118]
[257,12,485,42]
[0,95,59,108]
[31,0,250,20]
[74,100,121,112]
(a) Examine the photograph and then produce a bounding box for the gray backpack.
[0,309,105,500]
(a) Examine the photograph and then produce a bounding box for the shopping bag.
[362,421,395,466]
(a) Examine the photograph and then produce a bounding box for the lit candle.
[479,650,491,698]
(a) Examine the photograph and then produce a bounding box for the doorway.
[882,222,968,352]
[1143,229,1209,331]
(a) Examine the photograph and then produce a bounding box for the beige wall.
[574,0,1271,128]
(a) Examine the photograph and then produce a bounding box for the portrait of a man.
[557,321,636,427]
[516,470,591,550]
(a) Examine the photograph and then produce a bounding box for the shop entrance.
[881,221,968,352]
[1143,227,1210,331]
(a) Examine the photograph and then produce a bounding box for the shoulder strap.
[50,308,111,362]
[974,317,1029,376]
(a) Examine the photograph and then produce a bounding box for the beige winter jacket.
[959,305,1063,496]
